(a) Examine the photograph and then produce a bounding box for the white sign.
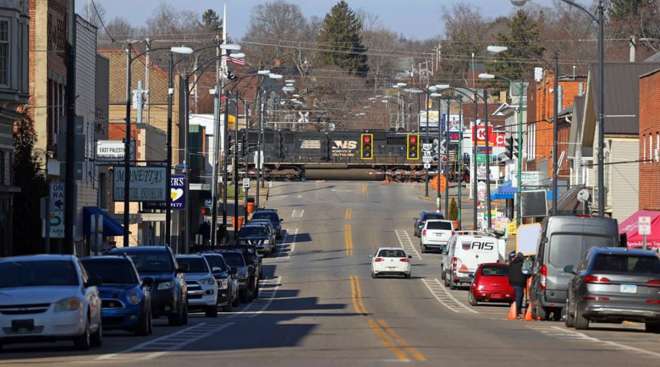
[521,171,545,186]
[96,140,134,161]
[639,216,652,236]
[113,166,167,202]
[478,181,487,201]
[423,163,431,169]
[422,143,433,152]
[49,182,65,238]
[242,178,251,190]
[253,151,264,169]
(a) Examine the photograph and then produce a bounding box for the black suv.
[251,209,284,239]
[109,246,188,326]
[219,248,259,302]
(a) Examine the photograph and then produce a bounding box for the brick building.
[639,69,660,211]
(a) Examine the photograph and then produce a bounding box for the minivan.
[528,215,622,321]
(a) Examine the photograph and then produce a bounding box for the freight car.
[237,129,438,181]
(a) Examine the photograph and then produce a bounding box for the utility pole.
[165,52,173,246]
[256,86,263,207]
[516,79,524,225]
[436,96,442,212]
[183,75,191,253]
[424,88,430,197]
[484,89,492,230]
[222,89,229,235]
[210,35,221,248]
[233,92,240,240]
[444,98,450,216]
[472,91,478,230]
[552,51,560,214]
[64,0,77,253]
[122,44,132,248]
[457,99,463,229]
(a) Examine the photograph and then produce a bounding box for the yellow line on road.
[377,319,427,361]
[367,319,410,362]
[344,207,352,220]
[361,183,368,194]
[344,223,353,256]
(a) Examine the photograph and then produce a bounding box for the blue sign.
[171,175,185,209]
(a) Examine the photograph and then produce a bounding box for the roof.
[644,52,660,63]
[589,62,660,135]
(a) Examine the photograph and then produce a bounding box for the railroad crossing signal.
[360,133,374,160]
[406,133,420,160]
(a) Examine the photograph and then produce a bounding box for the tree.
[202,9,222,32]
[449,198,458,221]
[317,1,369,77]
[489,10,545,81]
[146,3,201,38]
[102,17,140,41]
[12,113,47,255]
[608,0,660,52]
[80,0,106,28]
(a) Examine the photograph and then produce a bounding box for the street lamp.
[512,0,606,216]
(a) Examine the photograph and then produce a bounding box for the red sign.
[472,126,505,147]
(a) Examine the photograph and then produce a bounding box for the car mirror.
[142,277,154,287]
[280,219,284,223]
[563,265,576,275]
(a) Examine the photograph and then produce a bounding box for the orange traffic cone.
[524,306,534,321]
[507,302,517,320]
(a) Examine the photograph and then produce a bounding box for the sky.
[81,0,561,40]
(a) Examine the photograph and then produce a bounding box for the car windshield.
[252,212,278,223]
[177,257,209,273]
[203,255,228,272]
[591,254,660,275]
[427,221,452,230]
[482,266,508,276]
[221,252,246,267]
[239,226,268,237]
[0,260,79,288]
[377,249,407,258]
[82,259,138,284]
[118,251,174,273]
[548,234,615,269]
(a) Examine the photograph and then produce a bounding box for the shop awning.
[491,181,515,200]
[619,210,660,250]
[83,207,125,237]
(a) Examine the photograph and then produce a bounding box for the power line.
[91,0,115,43]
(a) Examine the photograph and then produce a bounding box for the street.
[2,181,659,366]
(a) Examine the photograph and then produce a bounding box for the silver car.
[564,247,660,332]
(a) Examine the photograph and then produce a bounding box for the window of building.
[527,123,536,161]
[642,134,646,162]
[650,135,653,163]
[0,19,9,86]
[656,132,659,162]
[0,150,5,186]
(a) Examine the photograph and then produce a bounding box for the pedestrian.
[508,252,525,318]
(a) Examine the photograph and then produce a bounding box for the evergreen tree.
[449,198,458,221]
[202,9,222,32]
[318,1,369,77]
[489,10,545,80]
[12,114,47,255]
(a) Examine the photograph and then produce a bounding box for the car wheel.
[73,321,91,350]
[91,323,103,347]
[405,273,412,279]
[240,289,250,303]
[443,274,450,287]
[468,292,478,306]
[574,304,589,330]
[645,322,660,333]
[565,300,575,328]
[135,311,151,336]
[420,244,426,254]
[205,305,218,318]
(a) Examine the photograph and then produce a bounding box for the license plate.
[11,319,34,333]
[387,266,396,270]
[620,284,637,293]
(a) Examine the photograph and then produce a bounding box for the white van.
[420,219,454,253]
[441,231,506,289]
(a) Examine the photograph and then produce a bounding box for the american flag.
[227,56,246,66]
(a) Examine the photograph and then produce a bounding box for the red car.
[468,263,514,305]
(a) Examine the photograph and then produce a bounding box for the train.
[236,129,463,181]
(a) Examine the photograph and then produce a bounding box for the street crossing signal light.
[406,133,420,160]
[505,136,514,160]
[360,133,374,160]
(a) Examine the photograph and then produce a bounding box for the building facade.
[639,69,660,211]
[0,0,29,255]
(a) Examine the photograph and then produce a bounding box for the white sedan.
[370,247,412,278]
[0,255,103,350]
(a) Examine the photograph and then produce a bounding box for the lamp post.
[255,71,282,208]
[512,0,605,216]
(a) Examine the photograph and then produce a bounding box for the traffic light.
[406,133,420,160]
[360,133,374,160]
[505,136,514,160]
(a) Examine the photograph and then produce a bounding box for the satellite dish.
[577,188,590,203]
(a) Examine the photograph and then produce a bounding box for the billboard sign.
[113,166,167,202]
[471,126,505,147]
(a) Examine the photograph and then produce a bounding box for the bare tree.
[80,0,106,27]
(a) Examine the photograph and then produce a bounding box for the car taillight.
[584,275,610,284]
[539,264,547,289]
[422,229,427,236]
[646,279,660,287]
[374,258,384,262]
[646,299,660,305]
[400,258,409,262]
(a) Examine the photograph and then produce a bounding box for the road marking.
[361,183,368,194]
[528,325,660,360]
[350,275,367,315]
[376,319,427,361]
[344,207,352,220]
[140,323,234,360]
[273,228,298,262]
[421,278,479,314]
[291,208,304,218]
[367,319,410,362]
[395,229,422,260]
[344,223,353,256]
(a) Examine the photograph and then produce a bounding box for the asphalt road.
[2,181,659,366]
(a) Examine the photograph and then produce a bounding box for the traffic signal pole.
[443,98,450,215]
[424,90,430,197]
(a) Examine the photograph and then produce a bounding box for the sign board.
[423,163,431,169]
[471,126,505,147]
[171,175,185,209]
[96,140,134,161]
[639,216,652,236]
[242,178,251,190]
[113,166,167,202]
[516,223,542,256]
[521,171,545,187]
[48,182,65,238]
[253,151,264,169]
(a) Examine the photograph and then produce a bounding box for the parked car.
[252,209,284,239]
[81,256,153,335]
[249,219,278,244]
[239,224,275,255]
[468,263,514,306]
[370,247,412,278]
[528,215,621,321]
[219,250,258,302]
[413,210,445,237]
[176,255,218,317]
[201,253,239,311]
[225,245,263,280]
[442,231,505,289]
[564,247,660,332]
[0,255,103,350]
[420,219,454,253]
[109,246,188,326]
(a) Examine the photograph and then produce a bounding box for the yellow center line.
[344,223,353,256]
[361,183,368,194]
[376,319,427,361]
[344,208,352,220]
[367,319,410,362]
